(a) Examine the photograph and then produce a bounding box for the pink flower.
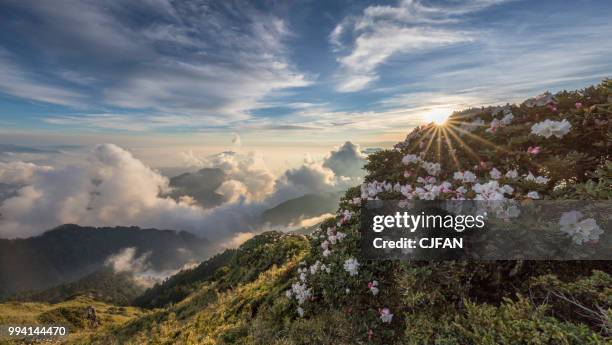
[368,329,373,340]
[547,104,557,112]
[527,146,541,155]
[404,170,412,178]
[379,308,393,323]
[575,102,583,109]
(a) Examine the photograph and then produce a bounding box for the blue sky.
[0,0,611,147]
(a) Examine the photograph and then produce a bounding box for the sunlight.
[422,107,453,125]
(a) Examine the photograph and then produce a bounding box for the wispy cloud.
[330,0,507,92]
[0,0,310,119]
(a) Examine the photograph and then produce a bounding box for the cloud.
[289,213,335,229]
[206,152,275,201]
[231,133,242,147]
[0,142,367,243]
[323,141,366,178]
[0,0,309,123]
[181,150,205,169]
[105,247,198,288]
[331,0,505,92]
[0,144,242,240]
[0,50,85,106]
[0,161,54,185]
[215,180,249,203]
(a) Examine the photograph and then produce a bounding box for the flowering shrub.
[285,81,611,344]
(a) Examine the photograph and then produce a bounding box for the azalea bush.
[285,80,611,344]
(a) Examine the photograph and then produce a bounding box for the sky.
[0,0,611,244]
[0,0,610,154]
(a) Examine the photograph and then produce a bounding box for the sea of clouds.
[0,142,367,248]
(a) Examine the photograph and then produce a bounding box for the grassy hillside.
[71,231,309,344]
[0,296,146,344]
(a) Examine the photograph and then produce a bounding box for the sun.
[422,107,453,125]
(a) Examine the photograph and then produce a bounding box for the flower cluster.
[531,119,572,138]
[343,258,360,276]
[559,211,603,245]
[523,91,556,107]
[379,308,393,323]
[368,280,379,296]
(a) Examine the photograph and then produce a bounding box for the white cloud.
[1,0,310,123]
[0,161,54,185]
[0,142,367,243]
[322,141,366,178]
[206,152,276,201]
[231,133,242,147]
[0,50,86,106]
[331,0,505,92]
[105,247,198,288]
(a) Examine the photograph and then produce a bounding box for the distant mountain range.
[165,168,226,208]
[166,168,341,226]
[0,224,210,298]
[9,268,143,306]
[261,192,341,226]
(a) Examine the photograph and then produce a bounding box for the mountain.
[9,269,144,306]
[0,224,210,298]
[166,167,226,208]
[261,192,342,226]
[45,81,610,345]
[133,249,235,309]
[0,144,61,154]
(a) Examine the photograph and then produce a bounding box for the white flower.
[500,113,514,125]
[369,280,379,296]
[286,290,292,298]
[462,171,477,183]
[505,169,518,179]
[501,184,514,194]
[459,117,485,134]
[291,282,311,305]
[559,211,603,245]
[527,191,540,199]
[321,240,329,250]
[322,249,331,257]
[379,308,393,323]
[472,181,508,200]
[336,231,347,242]
[486,118,502,133]
[531,119,571,138]
[343,258,360,276]
[422,161,441,176]
[490,168,502,180]
[345,288,351,294]
[453,171,464,181]
[524,173,549,184]
[297,307,304,317]
[402,154,420,165]
[560,210,583,227]
[523,92,555,107]
[328,235,337,245]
